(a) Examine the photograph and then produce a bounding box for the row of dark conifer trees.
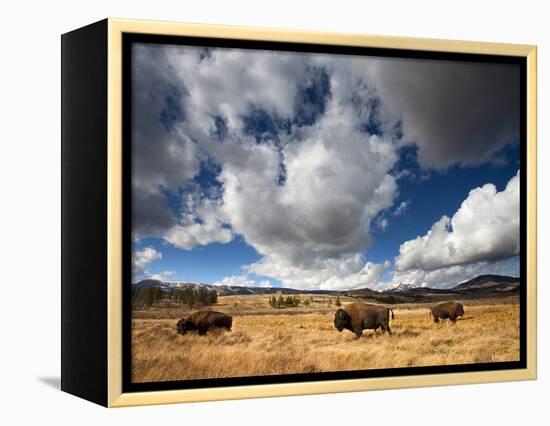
[132,286,217,308]
[268,294,301,308]
[268,295,342,308]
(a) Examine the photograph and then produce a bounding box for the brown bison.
[176,310,233,335]
[430,302,464,323]
[334,302,394,338]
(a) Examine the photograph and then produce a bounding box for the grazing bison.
[430,302,464,323]
[334,302,394,338]
[176,310,233,335]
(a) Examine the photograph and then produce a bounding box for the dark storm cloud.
[365,58,520,169]
[131,44,201,238]
[132,190,176,237]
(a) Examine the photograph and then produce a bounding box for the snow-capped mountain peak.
[384,282,418,293]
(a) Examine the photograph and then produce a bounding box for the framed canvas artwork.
[61,18,537,407]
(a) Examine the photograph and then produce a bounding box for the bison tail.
[389,308,394,320]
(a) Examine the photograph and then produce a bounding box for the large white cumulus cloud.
[247,255,390,291]
[395,171,520,272]
[131,44,313,240]
[131,44,401,289]
[218,110,398,268]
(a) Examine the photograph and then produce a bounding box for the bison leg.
[198,326,208,335]
[382,323,392,335]
[433,316,440,323]
[353,326,363,339]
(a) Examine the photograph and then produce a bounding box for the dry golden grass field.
[131,295,519,383]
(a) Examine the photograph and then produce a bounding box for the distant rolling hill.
[132,274,520,304]
[453,274,520,292]
[133,279,216,293]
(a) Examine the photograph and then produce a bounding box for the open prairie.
[131,294,520,383]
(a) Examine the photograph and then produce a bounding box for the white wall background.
[0,0,546,424]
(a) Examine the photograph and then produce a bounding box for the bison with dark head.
[430,302,464,323]
[334,302,394,338]
[176,310,233,335]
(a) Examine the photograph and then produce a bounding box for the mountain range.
[133,274,520,303]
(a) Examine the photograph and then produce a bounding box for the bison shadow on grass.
[176,310,233,336]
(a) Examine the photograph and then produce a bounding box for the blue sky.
[134,236,264,284]
[132,44,521,290]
